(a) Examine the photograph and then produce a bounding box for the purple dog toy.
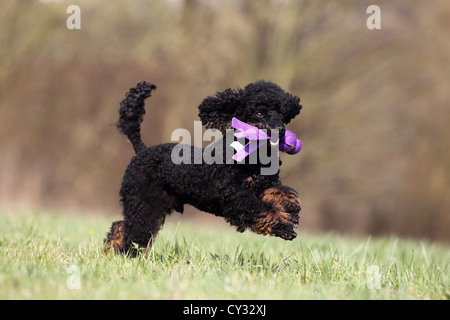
[279,129,303,154]
[231,117,302,161]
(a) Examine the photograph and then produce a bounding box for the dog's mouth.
[272,126,286,139]
[248,123,286,139]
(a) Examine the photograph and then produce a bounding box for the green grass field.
[0,210,448,299]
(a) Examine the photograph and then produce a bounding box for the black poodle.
[104,80,303,256]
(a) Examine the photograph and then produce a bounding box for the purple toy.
[231,117,302,161]
[279,128,303,154]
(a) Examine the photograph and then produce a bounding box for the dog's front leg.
[252,186,301,240]
[263,186,301,218]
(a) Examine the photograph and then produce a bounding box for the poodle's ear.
[281,94,302,124]
[198,88,242,132]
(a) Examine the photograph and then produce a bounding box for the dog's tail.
[117,81,157,154]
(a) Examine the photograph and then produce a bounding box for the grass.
[0,210,448,299]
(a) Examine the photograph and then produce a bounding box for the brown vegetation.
[1,0,449,240]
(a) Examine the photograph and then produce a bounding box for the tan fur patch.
[262,187,300,208]
[261,187,285,205]
[253,208,290,236]
[103,221,124,254]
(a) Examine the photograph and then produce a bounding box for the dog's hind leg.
[103,220,125,254]
[120,195,169,257]
[104,185,174,257]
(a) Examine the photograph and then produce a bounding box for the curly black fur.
[104,80,303,257]
[116,81,156,153]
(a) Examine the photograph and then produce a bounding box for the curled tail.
[117,81,157,154]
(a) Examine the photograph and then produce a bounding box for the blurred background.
[1,0,449,241]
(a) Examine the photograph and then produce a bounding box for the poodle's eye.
[256,112,264,118]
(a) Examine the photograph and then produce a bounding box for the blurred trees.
[1,0,449,240]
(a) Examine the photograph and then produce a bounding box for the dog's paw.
[271,220,297,241]
[252,207,298,241]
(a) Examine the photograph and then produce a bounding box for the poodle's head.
[198,80,302,137]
